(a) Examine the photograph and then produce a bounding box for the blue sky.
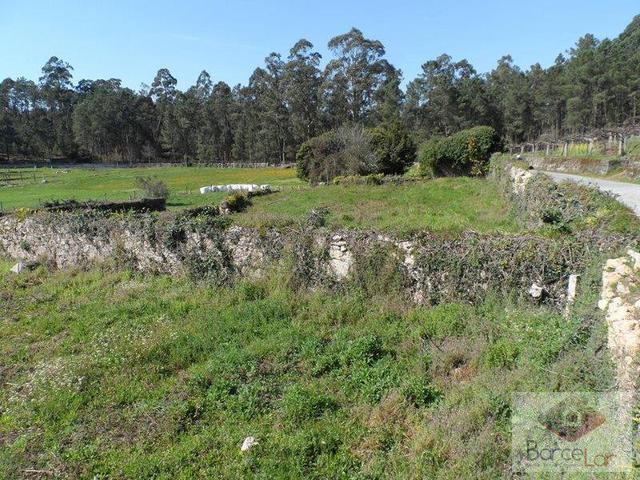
[1,0,638,90]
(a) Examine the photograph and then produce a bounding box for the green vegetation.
[0,166,299,211]
[296,123,416,184]
[1,166,523,235]
[233,177,518,234]
[134,176,170,200]
[4,16,640,166]
[491,154,640,236]
[524,135,640,160]
[2,10,640,479]
[369,121,417,175]
[0,259,611,478]
[419,126,500,177]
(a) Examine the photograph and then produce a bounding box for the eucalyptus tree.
[405,54,488,138]
[198,81,235,163]
[194,70,213,100]
[149,68,180,158]
[372,62,403,124]
[231,84,261,163]
[284,39,322,145]
[248,53,293,163]
[0,78,17,158]
[7,77,48,157]
[38,56,76,157]
[72,81,155,163]
[323,28,393,125]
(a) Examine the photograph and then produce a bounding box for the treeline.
[1,16,639,164]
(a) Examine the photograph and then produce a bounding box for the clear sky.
[1,0,638,90]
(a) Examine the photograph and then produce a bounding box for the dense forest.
[1,15,639,164]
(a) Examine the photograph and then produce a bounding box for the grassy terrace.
[1,166,519,234]
[0,166,300,211]
[234,177,517,234]
[0,261,610,478]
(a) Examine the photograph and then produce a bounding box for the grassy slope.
[0,166,301,211]
[1,167,520,234]
[234,177,518,234]
[0,263,611,479]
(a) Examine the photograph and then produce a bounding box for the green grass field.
[1,167,519,234]
[235,177,518,234]
[0,166,301,211]
[0,262,610,479]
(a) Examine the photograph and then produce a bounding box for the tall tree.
[323,28,392,125]
[249,53,292,163]
[149,68,179,158]
[38,56,77,157]
[486,55,533,143]
[72,81,155,163]
[199,81,235,163]
[284,39,322,145]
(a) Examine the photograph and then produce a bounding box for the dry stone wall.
[0,210,600,308]
[598,250,640,393]
[2,163,637,308]
[505,157,640,408]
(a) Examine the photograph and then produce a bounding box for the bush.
[296,125,375,183]
[135,176,170,199]
[221,192,250,213]
[296,122,415,183]
[369,121,416,175]
[419,126,500,177]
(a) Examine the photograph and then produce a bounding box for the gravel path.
[543,171,640,217]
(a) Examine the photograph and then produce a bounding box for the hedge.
[419,126,500,177]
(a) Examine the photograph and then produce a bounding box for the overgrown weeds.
[0,258,613,478]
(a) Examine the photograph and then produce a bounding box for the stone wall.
[598,250,640,390]
[0,210,597,308]
[2,163,636,308]
[527,156,611,175]
[525,155,640,179]
[598,249,640,416]
[508,165,534,194]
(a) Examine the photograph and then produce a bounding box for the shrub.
[304,207,330,227]
[419,126,500,177]
[135,176,170,199]
[222,192,250,212]
[297,122,416,183]
[369,121,417,175]
[296,125,375,183]
[402,376,442,407]
[418,303,470,341]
